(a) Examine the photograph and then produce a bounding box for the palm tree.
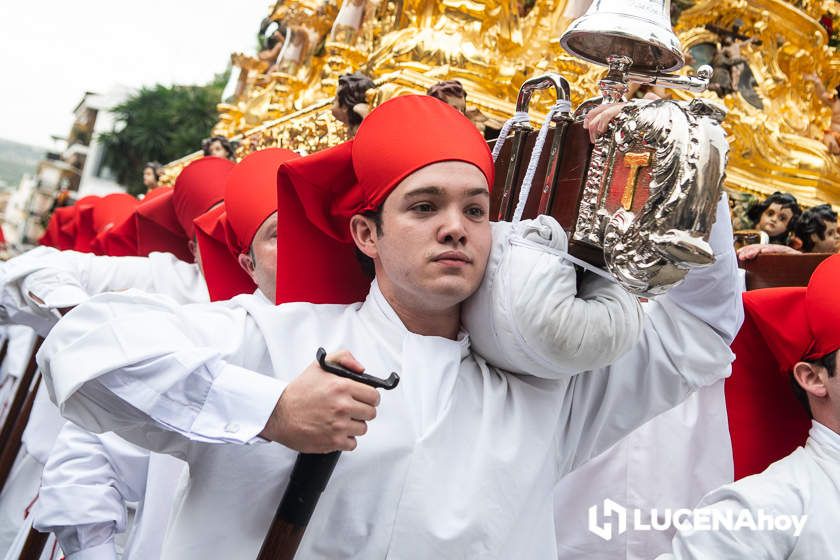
[99,72,227,195]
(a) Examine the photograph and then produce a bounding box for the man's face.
[142,167,157,188]
[758,203,794,237]
[810,220,840,253]
[238,212,278,301]
[208,140,229,159]
[362,161,491,312]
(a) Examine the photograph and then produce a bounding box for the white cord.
[509,235,615,282]
[491,111,531,162]
[511,100,572,224]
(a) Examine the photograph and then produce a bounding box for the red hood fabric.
[65,195,100,252]
[194,204,256,301]
[727,255,840,479]
[101,186,172,257]
[39,206,77,249]
[87,193,140,255]
[171,156,234,240]
[194,148,299,301]
[275,94,493,304]
[135,187,193,261]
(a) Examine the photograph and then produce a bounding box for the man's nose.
[438,207,468,245]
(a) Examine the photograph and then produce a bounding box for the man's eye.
[466,206,486,218]
[412,203,434,213]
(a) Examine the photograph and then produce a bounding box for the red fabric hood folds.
[87,193,140,255]
[195,148,299,301]
[727,254,840,479]
[275,94,494,305]
[101,185,172,257]
[39,206,77,249]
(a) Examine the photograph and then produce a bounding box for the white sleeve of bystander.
[33,422,150,558]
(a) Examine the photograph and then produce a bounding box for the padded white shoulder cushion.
[462,216,643,378]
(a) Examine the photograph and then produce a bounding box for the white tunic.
[38,269,735,559]
[658,421,840,559]
[0,247,207,559]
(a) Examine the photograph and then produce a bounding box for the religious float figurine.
[331,71,374,137]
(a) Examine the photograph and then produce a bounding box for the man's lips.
[432,251,472,265]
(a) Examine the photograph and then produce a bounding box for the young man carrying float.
[38,95,739,558]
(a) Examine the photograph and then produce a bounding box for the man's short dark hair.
[354,208,383,279]
[790,349,838,417]
[794,204,838,252]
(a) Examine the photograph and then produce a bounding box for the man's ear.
[790,236,803,251]
[793,361,829,399]
[350,214,379,259]
[237,252,256,280]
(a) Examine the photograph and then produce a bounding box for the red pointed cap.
[171,156,234,239]
[101,186,173,257]
[727,254,840,479]
[87,193,140,255]
[135,187,191,261]
[40,206,77,249]
[275,95,493,304]
[193,148,300,302]
[194,204,257,301]
[224,148,299,255]
[804,255,840,360]
[69,195,102,252]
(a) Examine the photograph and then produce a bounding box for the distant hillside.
[0,138,46,189]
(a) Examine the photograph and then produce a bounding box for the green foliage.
[98,71,228,196]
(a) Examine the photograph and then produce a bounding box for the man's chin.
[425,275,481,304]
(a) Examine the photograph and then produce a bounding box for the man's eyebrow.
[403,186,489,199]
[465,187,490,198]
[403,186,444,198]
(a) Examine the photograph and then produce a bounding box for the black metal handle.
[316,347,399,390]
[272,349,399,528]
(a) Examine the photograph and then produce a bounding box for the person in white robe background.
[0,156,232,560]
[37,95,739,559]
[31,147,300,560]
[659,255,840,560]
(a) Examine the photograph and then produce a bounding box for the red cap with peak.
[195,148,299,301]
[727,254,840,479]
[39,206,78,250]
[86,193,140,255]
[275,95,493,304]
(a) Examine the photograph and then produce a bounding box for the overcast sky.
[0,1,270,148]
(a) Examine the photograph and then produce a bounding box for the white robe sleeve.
[2,248,206,337]
[556,296,735,475]
[659,193,744,344]
[549,193,740,474]
[36,291,286,455]
[33,422,150,558]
